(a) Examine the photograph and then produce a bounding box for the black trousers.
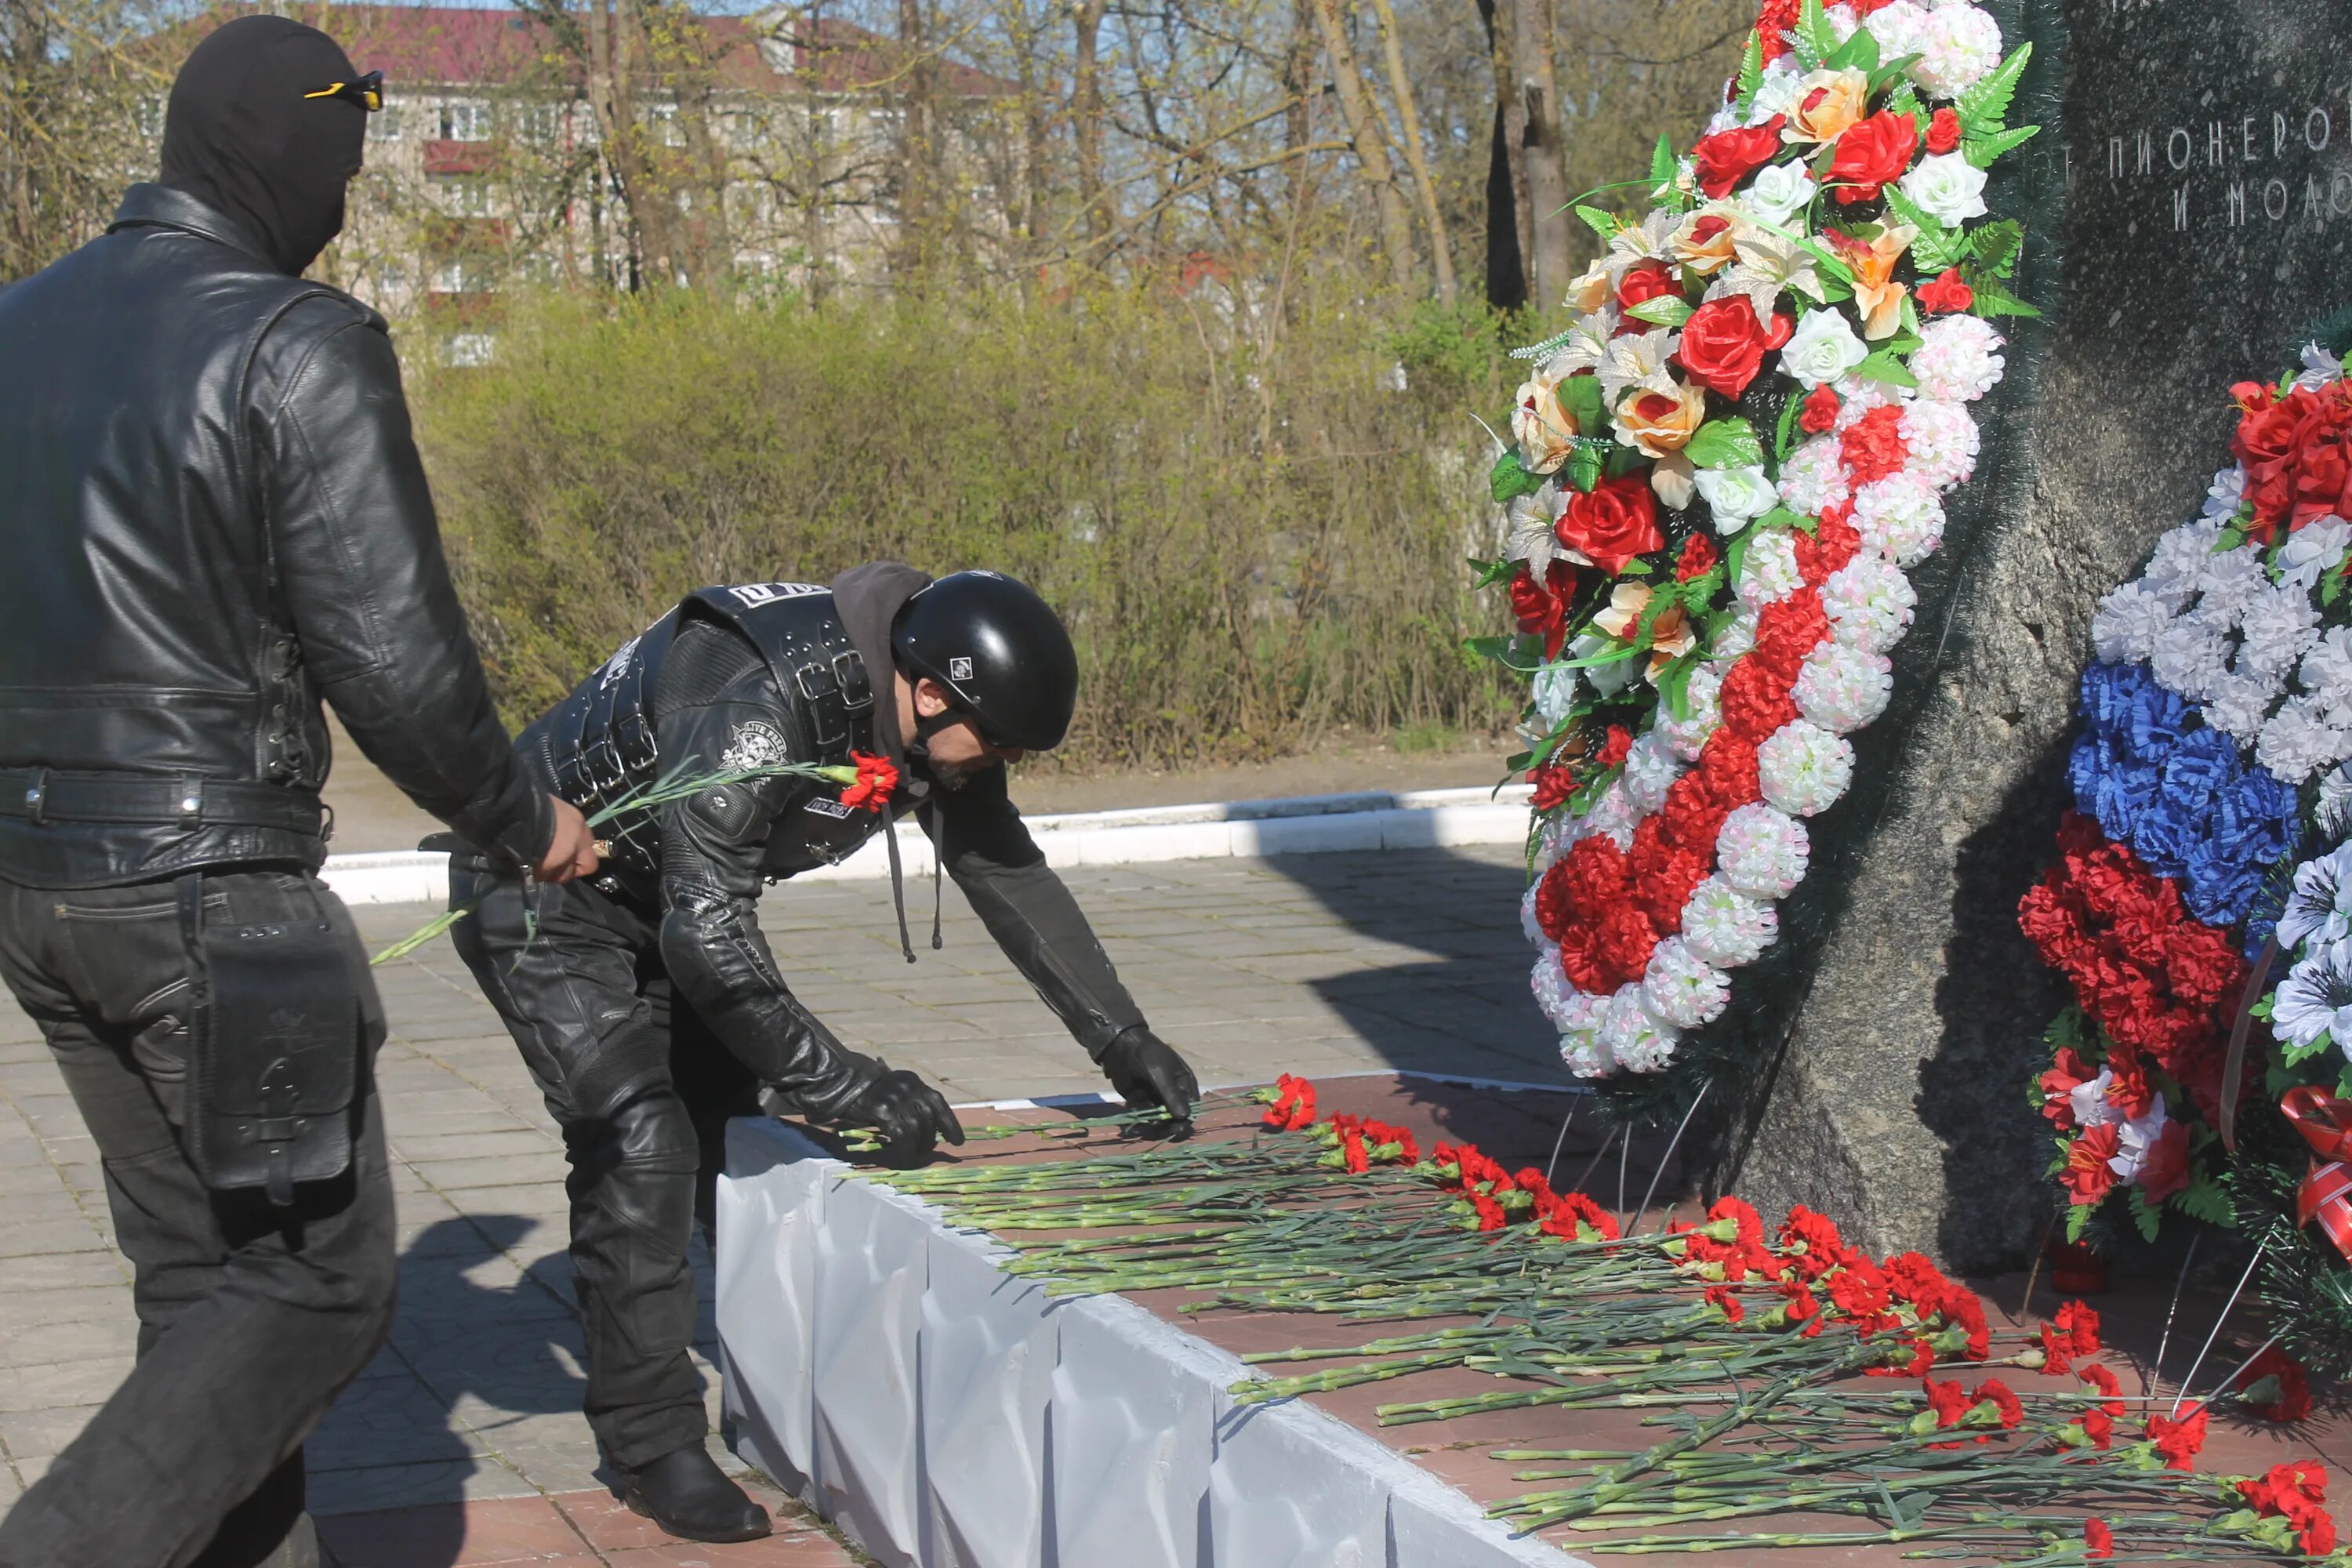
[447,866,761,1472]
[0,869,396,1568]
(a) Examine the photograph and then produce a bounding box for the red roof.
[176,4,1011,97]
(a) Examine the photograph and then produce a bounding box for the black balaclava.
[158,16,369,276]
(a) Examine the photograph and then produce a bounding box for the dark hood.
[158,15,368,277]
[831,561,933,762]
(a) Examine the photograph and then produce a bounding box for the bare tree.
[0,0,164,282]
[1361,0,1452,300]
[1508,0,1570,304]
[1308,0,1410,287]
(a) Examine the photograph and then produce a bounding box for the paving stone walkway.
[0,844,1553,1564]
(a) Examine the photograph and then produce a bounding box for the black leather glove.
[1098,1027,1199,1124]
[830,1065,966,1165]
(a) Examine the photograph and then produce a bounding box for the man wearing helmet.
[442,562,1200,1543]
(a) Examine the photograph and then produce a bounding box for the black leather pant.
[0,869,394,1568]
[448,866,760,1472]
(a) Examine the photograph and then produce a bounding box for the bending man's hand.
[535,796,601,883]
[833,1065,966,1165]
[1100,1027,1199,1123]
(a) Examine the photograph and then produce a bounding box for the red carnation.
[1798,382,1842,434]
[1674,296,1795,398]
[1838,404,1908,485]
[1696,728,1762,810]
[1828,111,1918,205]
[2054,1301,2101,1356]
[1925,105,1962,154]
[1595,724,1633,771]
[840,751,901,813]
[1529,763,1574,811]
[2235,1345,2314,1424]
[2083,1520,2113,1560]
[1675,532,1719,582]
[2145,1402,2207,1471]
[1659,771,1731,855]
[1917,267,1973,314]
[1719,655,1799,742]
[1693,116,1788,199]
[1592,903,1662,988]
[1791,508,1860,585]
[1751,588,1830,679]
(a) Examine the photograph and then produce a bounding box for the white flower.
[1777,435,1851,516]
[2259,694,2352,785]
[2199,465,2249,524]
[2144,517,2225,601]
[1520,882,1546,947]
[1679,876,1778,967]
[1863,0,1927,58]
[2147,621,2230,702]
[2090,582,2179,666]
[1643,938,1732,1030]
[1569,630,1642,699]
[1619,731,1684,815]
[2201,673,2278,742]
[1598,327,1682,406]
[2192,546,2269,623]
[1712,604,1762,662]
[1540,312,1621,379]
[1746,57,1804,127]
[2318,764,2352,840]
[1703,103,1741,138]
[1821,554,1918,654]
[2067,1069,2122,1130]
[1737,528,1805,610]
[1715,801,1811,897]
[2301,629,2352,711]
[1821,2,1860,42]
[1758,720,1855,815]
[1695,464,1780,532]
[2107,1094,2172,1184]
[1897,399,1979,488]
[2273,946,2352,1052]
[1575,779,1642,849]
[1909,314,2005,402]
[1896,152,1990,226]
[1780,308,1870,388]
[1740,160,1815,227]
[1852,472,1946,565]
[1599,986,1679,1073]
[1794,643,1893,733]
[2299,340,2347,392]
[1655,661,1726,761]
[2278,844,2352,953]
[2237,584,2321,680]
[1533,660,1581,729]
[2277,516,2352,591]
[1830,374,1900,427]
[1909,2,2002,96]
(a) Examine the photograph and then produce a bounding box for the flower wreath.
[2021,343,2352,1316]
[1477,0,2038,1080]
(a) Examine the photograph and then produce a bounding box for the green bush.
[410,278,1521,769]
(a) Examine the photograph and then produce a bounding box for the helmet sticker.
[948,656,975,681]
[730,582,826,608]
[720,720,789,771]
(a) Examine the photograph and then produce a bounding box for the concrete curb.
[319,784,1534,906]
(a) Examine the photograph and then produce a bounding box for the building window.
[432,258,493,294]
[518,103,562,145]
[433,176,495,217]
[437,101,492,142]
[648,103,684,147]
[439,332,496,367]
[374,103,406,141]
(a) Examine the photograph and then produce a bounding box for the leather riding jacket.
[514,569,1148,1105]
[0,185,549,888]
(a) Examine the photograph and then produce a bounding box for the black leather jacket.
[0,185,549,887]
[513,567,1147,1107]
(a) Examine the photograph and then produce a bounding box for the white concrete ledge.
[322,786,1534,905]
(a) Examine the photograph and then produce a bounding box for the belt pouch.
[176,876,358,1204]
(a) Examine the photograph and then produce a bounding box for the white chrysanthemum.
[1794,642,1893,733]
[1520,882,1546,946]
[1619,731,1683,815]
[1820,554,1918,655]
[2143,517,2226,603]
[1711,604,1762,662]
[1643,938,1732,1030]
[2278,843,2352,954]
[2278,517,2352,592]
[1864,0,1927,60]
[1910,315,2005,402]
[1821,1,1860,42]
[1715,801,1811,897]
[1830,375,1901,428]
[2201,673,2278,743]
[1758,720,1855,816]
[1909,2,2002,96]
[2258,693,2352,785]
[1778,435,1850,516]
[1737,528,1805,609]
[1549,979,1611,1069]
[2147,621,2230,702]
[2238,585,2323,680]
[2191,545,2269,623]
[1655,661,1726,761]
[1898,399,1979,488]
[1599,986,1679,1073]
[2303,627,2352,720]
[1679,876,1778,967]
[1853,472,1946,566]
[1575,779,1642,849]
[1533,661,1581,730]
[2201,464,2249,523]
[2273,946,2352,1053]
[1533,949,1597,1034]
[2089,580,2178,666]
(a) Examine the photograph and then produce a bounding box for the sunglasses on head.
[302,70,383,112]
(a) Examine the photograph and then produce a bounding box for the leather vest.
[521,583,891,889]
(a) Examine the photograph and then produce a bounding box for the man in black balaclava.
[0,16,597,1568]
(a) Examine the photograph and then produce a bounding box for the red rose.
[1719,655,1799,741]
[1916,267,1973,314]
[1692,116,1788,198]
[1840,404,1908,485]
[1925,106,1962,154]
[1555,473,1664,573]
[2133,1117,2191,1203]
[1827,111,1918,204]
[1528,763,1574,811]
[1798,383,1842,433]
[1673,296,1795,398]
[2060,1123,2119,1207]
[1617,260,1682,311]
[1509,558,1579,658]
[1675,532,1719,581]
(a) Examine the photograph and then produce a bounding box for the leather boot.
[622,1444,772,1543]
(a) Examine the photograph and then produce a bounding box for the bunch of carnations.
[1476,0,2038,1081]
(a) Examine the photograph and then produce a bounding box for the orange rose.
[1784,68,1867,144]
[1611,382,1708,458]
[1671,212,1740,276]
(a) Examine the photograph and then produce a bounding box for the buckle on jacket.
[834,651,873,710]
[22,770,46,826]
[177,779,205,829]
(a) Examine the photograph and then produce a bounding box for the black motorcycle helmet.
[891,572,1079,753]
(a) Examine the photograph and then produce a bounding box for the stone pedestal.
[1716,0,2352,1271]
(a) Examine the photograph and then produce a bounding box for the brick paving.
[0,844,1553,1563]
